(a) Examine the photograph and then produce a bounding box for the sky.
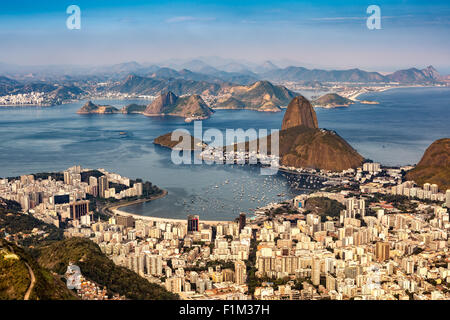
[0,0,449,72]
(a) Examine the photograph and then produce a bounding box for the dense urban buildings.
[2,162,448,300]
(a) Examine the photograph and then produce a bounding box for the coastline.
[107,189,229,225]
[349,84,445,101]
[211,107,282,112]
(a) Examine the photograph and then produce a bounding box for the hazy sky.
[0,0,449,72]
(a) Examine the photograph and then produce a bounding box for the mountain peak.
[422,65,441,79]
[125,74,140,81]
[281,96,319,130]
[144,91,212,118]
[157,91,178,106]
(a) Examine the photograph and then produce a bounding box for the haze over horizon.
[0,0,449,73]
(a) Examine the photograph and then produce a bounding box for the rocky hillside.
[77,101,119,114]
[154,131,207,150]
[214,80,297,112]
[312,93,354,108]
[279,96,363,171]
[405,138,450,191]
[281,96,318,130]
[386,66,442,83]
[144,91,213,119]
[120,103,147,114]
[278,125,364,171]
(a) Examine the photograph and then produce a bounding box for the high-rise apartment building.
[312,258,321,286]
[69,200,89,220]
[238,212,246,233]
[98,175,108,198]
[446,190,450,208]
[187,215,199,233]
[234,260,247,285]
[375,242,390,262]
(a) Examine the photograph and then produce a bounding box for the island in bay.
[312,93,355,108]
[76,91,214,120]
[154,131,207,150]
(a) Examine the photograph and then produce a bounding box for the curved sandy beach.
[108,190,231,225]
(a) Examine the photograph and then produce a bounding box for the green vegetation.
[0,198,22,212]
[36,237,178,300]
[80,170,104,183]
[367,193,419,212]
[77,101,119,114]
[264,203,298,220]
[312,93,354,107]
[121,103,147,114]
[304,197,345,221]
[0,202,64,247]
[185,260,235,272]
[0,239,78,300]
[6,172,64,182]
[0,243,30,299]
[245,239,260,295]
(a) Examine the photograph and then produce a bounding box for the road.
[6,244,36,300]
[23,262,36,300]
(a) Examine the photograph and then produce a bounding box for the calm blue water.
[0,87,448,220]
[316,87,450,166]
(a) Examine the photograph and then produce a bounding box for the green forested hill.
[36,237,179,300]
[0,239,78,300]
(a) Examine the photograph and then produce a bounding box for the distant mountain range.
[111,74,227,96]
[0,59,447,108]
[0,76,86,98]
[261,65,443,84]
[0,58,446,85]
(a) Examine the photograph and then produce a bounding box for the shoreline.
[106,189,230,225]
[2,86,445,108]
[211,107,282,113]
[349,84,445,101]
